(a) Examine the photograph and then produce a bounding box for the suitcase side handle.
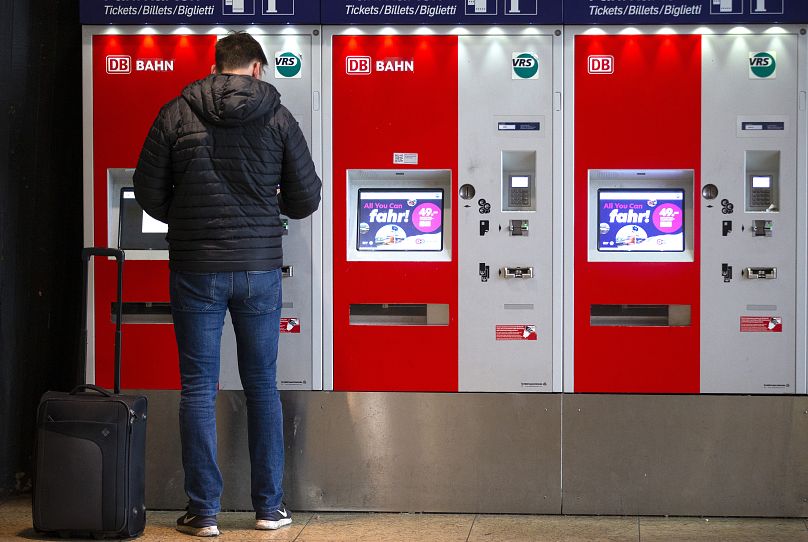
[70,384,113,397]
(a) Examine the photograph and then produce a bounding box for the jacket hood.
[182,74,280,126]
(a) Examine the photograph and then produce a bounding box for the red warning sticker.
[739,316,782,333]
[495,325,537,341]
[280,317,301,334]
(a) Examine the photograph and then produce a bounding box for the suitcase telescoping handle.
[70,384,113,397]
[81,248,124,395]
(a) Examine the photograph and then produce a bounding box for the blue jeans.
[170,269,284,517]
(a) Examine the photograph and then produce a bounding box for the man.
[133,31,321,537]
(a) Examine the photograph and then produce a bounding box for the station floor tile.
[2,496,807,541]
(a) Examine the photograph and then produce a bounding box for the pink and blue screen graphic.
[597,189,685,252]
[357,189,444,252]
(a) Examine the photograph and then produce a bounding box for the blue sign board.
[322,0,563,25]
[80,0,807,24]
[565,0,808,24]
[80,0,320,25]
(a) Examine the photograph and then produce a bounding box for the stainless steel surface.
[143,391,807,517]
[283,392,562,513]
[144,391,562,513]
[563,394,808,517]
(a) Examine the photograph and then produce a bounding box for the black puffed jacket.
[133,74,321,272]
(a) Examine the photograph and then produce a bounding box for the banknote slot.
[590,304,691,327]
[112,302,172,324]
[349,303,449,326]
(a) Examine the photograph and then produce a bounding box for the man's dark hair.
[215,31,269,73]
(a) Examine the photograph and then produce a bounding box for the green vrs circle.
[514,53,539,79]
[751,52,776,78]
[277,52,301,78]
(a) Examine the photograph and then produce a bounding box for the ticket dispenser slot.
[745,151,779,212]
[501,151,536,212]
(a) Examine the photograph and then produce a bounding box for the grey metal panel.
[700,31,802,394]
[146,391,808,517]
[563,394,808,517]
[457,31,557,392]
[282,392,562,513]
[144,390,256,510]
[143,390,562,513]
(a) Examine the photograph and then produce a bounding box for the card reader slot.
[349,303,449,326]
[590,304,691,327]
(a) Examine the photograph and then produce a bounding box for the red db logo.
[588,55,614,74]
[106,55,131,74]
[346,56,371,75]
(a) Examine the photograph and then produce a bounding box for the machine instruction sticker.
[495,325,538,341]
[280,317,301,333]
[739,316,782,332]
[393,153,419,165]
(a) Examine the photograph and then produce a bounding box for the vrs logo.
[275,52,302,79]
[512,53,539,80]
[749,51,776,79]
[106,55,131,74]
[346,56,372,75]
[588,55,614,74]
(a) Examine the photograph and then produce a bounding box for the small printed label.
[498,122,540,131]
[280,380,307,386]
[495,325,537,341]
[280,317,301,333]
[739,316,782,332]
[741,121,785,131]
[393,152,418,165]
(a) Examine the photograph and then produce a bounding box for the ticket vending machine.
[564,26,807,394]
[82,25,322,392]
[323,24,563,392]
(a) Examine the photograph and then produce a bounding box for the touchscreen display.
[357,189,444,252]
[597,189,685,252]
[118,188,168,250]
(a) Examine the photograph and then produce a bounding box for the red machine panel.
[574,35,702,393]
[331,35,459,391]
[92,34,216,389]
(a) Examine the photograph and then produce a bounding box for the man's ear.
[251,61,263,79]
[210,64,217,75]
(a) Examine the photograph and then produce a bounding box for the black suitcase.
[33,248,148,538]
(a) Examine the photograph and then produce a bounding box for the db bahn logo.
[275,52,302,79]
[346,56,414,75]
[346,56,372,75]
[105,55,174,74]
[106,55,131,74]
[588,55,614,74]
[749,52,776,79]
[512,53,539,79]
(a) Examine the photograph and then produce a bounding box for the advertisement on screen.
[597,189,684,252]
[357,189,444,251]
